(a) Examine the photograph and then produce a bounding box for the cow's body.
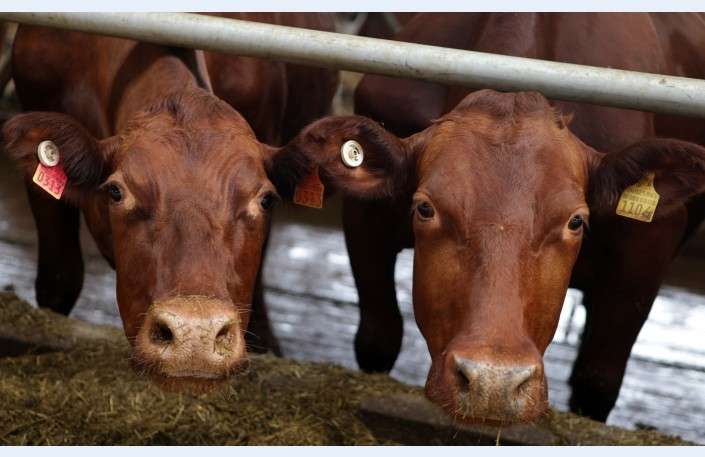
[350,13,705,422]
[204,13,338,144]
[4,14,339,388]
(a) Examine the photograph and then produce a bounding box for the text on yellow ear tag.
[616,172,660,223]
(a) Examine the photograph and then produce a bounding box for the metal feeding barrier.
[2,12,705,118]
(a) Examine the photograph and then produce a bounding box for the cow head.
[1,89,373,391]
[281,89,705,423]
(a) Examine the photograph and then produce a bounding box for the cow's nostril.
[151,320,174,345]
[216,323,232,341]
[454,355,481,389]
[455,366,470,391]
[453,355,540,395]
[511,365,537,393]
[214,321,236,352]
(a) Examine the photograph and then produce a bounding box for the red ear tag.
[293,166,324,209]
[32,163,67,200]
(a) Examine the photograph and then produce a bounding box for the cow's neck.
[448,13,657,153]
[444,14,542,112]
[111,46,206,132]
[474,13,542,59]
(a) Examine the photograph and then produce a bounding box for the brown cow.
[345,13,705,422]
[1,22,349,390]
[285,89,705,422]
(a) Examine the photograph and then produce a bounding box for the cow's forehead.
[417,114,588,194]
[415,114,589,222]
[117,110,262,161]
[112,115,268,198]
[120,106,256,146]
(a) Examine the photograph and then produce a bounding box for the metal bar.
[2,12,705,118]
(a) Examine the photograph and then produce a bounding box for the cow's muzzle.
[427,347,548,424]
[452,355,546,422]
[133,296,246,390]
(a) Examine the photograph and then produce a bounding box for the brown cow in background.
[1,16,346,391]
[205,13,339,145]
[346,13,705,422]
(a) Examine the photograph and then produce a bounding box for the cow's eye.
[106,183,123,203]
[416,201,435,220]
[568,214,584,231]
[260,192,279,211]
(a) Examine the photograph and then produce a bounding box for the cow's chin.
[449,392,549,426]
[129,352,249,394]
[148,373,230,394]
[425,360,549,426]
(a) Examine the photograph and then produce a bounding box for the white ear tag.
[37,140,60,166]
[33,140,67,200]
[340,140,364,168]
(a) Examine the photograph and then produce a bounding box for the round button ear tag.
[340,140,364,168]
[37,140,60,167]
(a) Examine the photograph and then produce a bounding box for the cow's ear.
[264,115,415,200]
[2,112,118,201]
[589,138,705,220]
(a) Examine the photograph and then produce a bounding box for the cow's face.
[104,97,279,390]
[285,90,705,423]
[4,94,275,389]
[2,91,361,391]
[409,104,591,422]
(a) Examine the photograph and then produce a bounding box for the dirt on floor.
[0,291,691,445]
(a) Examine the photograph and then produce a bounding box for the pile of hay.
[0,291,416,445]
[0,343,417,445]
[0,290,122,355]
[0,292,690,445]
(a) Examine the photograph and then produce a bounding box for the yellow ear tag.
[615,172,660,223]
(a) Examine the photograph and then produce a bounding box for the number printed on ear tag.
[616,172,660,223]
[293,166,325,209]
[33,162,68,200]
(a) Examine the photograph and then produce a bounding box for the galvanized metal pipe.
[2,12,705,118]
